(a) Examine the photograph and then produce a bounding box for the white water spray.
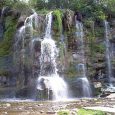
[37,12,68,100]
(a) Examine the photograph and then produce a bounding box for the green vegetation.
[57,109,106,115]
[0,0,30,57]
[94,44,105,54]
[12,1,31,15]
[1,0,115,21]
[98,0,115,13]
[0,0,14,8]
[57,110,69,115]
[53,10,63,33]
[66,62,77,77]
[58,41,65,61]
[29,0,115,21]
[77,109,106,115]
[0,17,17,56]
[0,70,9,76]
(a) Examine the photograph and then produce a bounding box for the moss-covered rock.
[63,9,75,31]
[53,10,63,34]
[0,16,17,56]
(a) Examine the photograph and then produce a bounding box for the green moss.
[0,17,17,57]
[58,109,106,115]
[83,18,94,28]
[86,27,105,57]
[57,110,70,115]
[0,70,10,76]
[66,62,77,77]
[53,10,63,34]
[0,0,14,8]
[95,27,104,38]
[95,10,106,21]
[94,44,105,53]
[59,42,65,60]
[37,9,51,15]
[78,109,106,115]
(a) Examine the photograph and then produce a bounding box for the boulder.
[63,9,74,31]
[94,82,102,88]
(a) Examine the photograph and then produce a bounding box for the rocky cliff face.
[0,7,20,87]
[0,7,115,97]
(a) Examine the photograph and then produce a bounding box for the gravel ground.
[0,97,115,115]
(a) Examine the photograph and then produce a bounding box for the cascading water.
[104,20,113,82]
[14,11,39,87]
[37,12,68,100]
[14,11,38,63]
[75,20,92,97]
[104,20,115,89]
[24,12,40,78]
[59,34,67,71]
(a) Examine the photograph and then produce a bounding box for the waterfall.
[59,34,67,71]
[14,11,38,57]
[37,12,68,100]
[44,12,53,39]
[104,20,112,82]
[104,20,115,88]
[75,20,92,97]
[24,12,38,32]
[14,11,39,87]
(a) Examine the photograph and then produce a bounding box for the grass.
[57,110,70,115]
[57,109,106,115]
[77,109,106,115]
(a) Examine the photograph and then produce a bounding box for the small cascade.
[37,12,68,100]
[104,20,115,88]
[104,20,113,82]
[14,11,39,87]
[75,20,92,97]
[1,7,6,17]
[14,11,38,59]
[24,12,38,32]
[24,12,40,77]
[59,34,67,71]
